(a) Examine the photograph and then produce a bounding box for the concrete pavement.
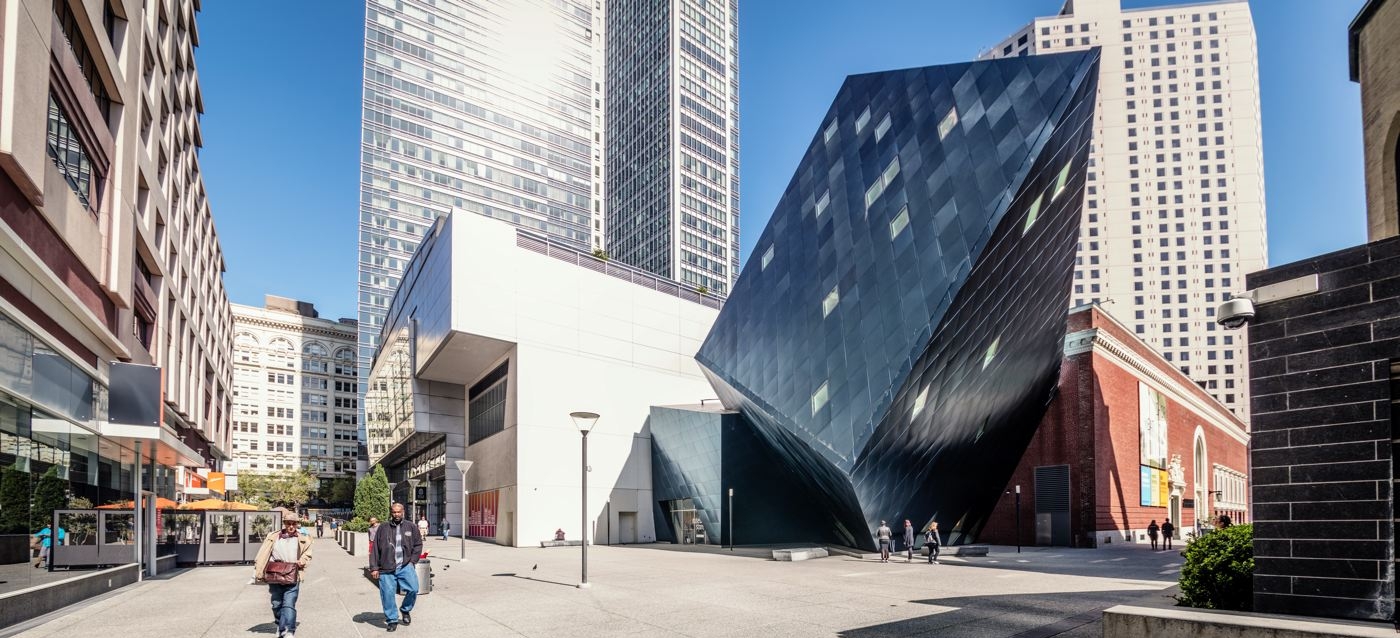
[3,536,1185,637]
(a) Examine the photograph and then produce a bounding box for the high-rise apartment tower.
[984,0,1267,420]
[606,0,741,295]
[358,0,607,383]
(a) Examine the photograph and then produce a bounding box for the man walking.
[925,522,941,564]
[253,515,313,638]
[440,517,449,541]
[1161,520,1175,551]
[903,520,915,563]
[316,517,325,539]
[875,521,892,563]
[370,503,423,632]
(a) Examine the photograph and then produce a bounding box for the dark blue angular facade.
[681,50,1100,550]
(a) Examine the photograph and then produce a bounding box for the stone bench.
[540,540,583,548]
[953,545,989,557]
[772,547,829,561]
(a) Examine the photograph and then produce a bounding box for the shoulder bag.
[264,560,299,585]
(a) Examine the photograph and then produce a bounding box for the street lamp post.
[571,411,600,588]
[454,460,474,561]
[728,488,734,551]
[407,478,421,523]
[1014,485,1022,554]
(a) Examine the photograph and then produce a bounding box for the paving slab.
[5,536,1202,638]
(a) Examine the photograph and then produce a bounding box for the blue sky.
[197,0,1367,321]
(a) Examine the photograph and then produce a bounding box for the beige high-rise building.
[0,0,232,505]
[985,0,1267,420]
[231,297,359,491]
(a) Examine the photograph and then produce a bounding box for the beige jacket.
[253,531,313,583]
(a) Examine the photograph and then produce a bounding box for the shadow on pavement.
[245,621,279,634]
[352,611,388,629]
[838,588,1174,637]
[944,546,1184,582]
[491,572,579,589]
[609,542,824,560]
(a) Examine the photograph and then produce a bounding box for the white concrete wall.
[447,213,718,546]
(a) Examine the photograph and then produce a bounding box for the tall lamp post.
[1014,485,1022,554]
[407,478,421,523]
[571,411,600,588]
[454,460,474,561]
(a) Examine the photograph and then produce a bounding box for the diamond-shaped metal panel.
[694,50,1101,549]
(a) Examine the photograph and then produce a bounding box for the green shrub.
[0,465,30,534]
[1176,523,1253,611]
[353,466,390,523]
[343,516,370,532]
[31,466,68,533]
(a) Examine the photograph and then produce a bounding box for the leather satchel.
[264,560,299,585]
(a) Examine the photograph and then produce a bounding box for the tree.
[0,465,30,534]
[329,477,356,505]
[234,469,317,509]
[31,466,67,532]
[354,465,390,522]
[591,248,609,261]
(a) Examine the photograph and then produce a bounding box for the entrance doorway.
[618,512,637,544]
[1169,494,1182,540]
[665,498,712,545]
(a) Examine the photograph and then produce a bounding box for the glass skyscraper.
[606,0,740,295]
[359,0,606,386]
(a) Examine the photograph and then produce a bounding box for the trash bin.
[415,559,432,595]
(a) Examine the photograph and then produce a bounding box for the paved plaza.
[3,536,1185,637]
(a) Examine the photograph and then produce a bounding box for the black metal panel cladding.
[695,50,1100,550]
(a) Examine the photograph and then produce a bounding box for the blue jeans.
[269,583,299,635]
[378,563,418,624]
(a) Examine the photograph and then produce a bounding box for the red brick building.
[980,305,1250,548]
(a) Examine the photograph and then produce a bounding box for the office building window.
[46,93,103,211]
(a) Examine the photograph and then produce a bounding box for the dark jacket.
[369,518,423,572]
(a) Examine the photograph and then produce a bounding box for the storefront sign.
[407,441,445,478]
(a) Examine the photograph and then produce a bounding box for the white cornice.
[1067,327,1250,446]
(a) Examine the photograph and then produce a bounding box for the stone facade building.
[1352,0,1400,242]
[231,297,359,491]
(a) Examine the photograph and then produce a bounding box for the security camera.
[1216,296,1255,330]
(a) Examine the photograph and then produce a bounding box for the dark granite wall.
[1246,234,1400,621]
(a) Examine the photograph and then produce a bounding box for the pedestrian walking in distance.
[316,517,325,539]
[875,521,893,563]
[1161,520,1175,551]
[253,515,313,638]
[367,516,381,569]
[925,522,941,564]
[440,517,449,541]
[1146,520,1160,551]
[370,503,424,632]
[417,515,429,540]
[903,520,915,563]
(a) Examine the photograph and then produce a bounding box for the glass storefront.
[0,310,173,595]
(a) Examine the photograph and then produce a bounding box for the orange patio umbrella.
[97,497,178,510]
[178,498,258,511]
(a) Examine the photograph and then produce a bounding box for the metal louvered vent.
[1034,465,1071,513]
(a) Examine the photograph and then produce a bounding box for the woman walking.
[253,515,314,638]
[1147,520,1160,551]
[875,521,893,563]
